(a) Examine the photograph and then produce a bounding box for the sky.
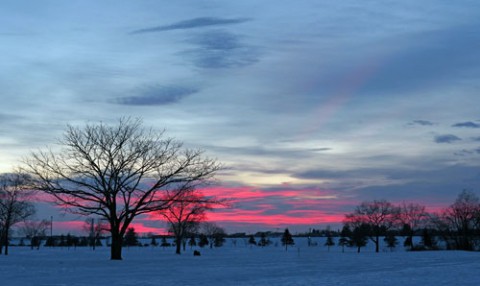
[1,0,480,234]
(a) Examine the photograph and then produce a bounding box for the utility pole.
[90,218,95,250]
[50,216,53,247]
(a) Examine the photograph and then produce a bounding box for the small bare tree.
[345,200,399,253]
[201,222,226,248]
[83,218,107,250]
[24,118,221,260]
[0,172,36,255]
[398,202,428,249]
[21,219,50,250]
[162,188,218,254]
[440,190,480,250]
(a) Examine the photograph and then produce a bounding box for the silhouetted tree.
[325,232,335,251]
[401,224,414,249]
[123,228,139,247]
[198,234,209,248]
[345,200,399,253]
[258,233,271,247]
[188,235,196,248]
[281,228,294,251]
[160,236,170,248]
[83,218,106,251]
[420,228,437,250]
[350,224,369,253]
[21,219,49,250]
[384,231,398,251]
[0,172,36,255]
[398,202,428,250]
[439,190,480,250]
[338,225,352,252]
[150,236,158,247]
[161,188,221,254]
[66,234,75,248]
[24,118,220,260]
[248,235,257,246]
[201,222,225,248]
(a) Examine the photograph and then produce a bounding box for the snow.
[1,238,480,286]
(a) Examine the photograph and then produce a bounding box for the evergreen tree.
[338,225,352,253]
[59,235,66,247]
[78,237,89,246]
[45,236,55,247]
[188,235,196,248]
[198,234,209,248]
[350,224,368,253]
[421,228,436,250]
[150,236,158,246]
[281,228,295,251]
[160,236,170,248]
[384,231,398,251]
[95,237,103,247]
[325,233,335,251]
[403,236,413,249]
[213,232,226,247]
[123,227,139,247]
[248,235,257,246]
[66,234,74,248]
[258,233,270,247]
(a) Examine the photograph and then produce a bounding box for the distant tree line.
[341,190,480,253]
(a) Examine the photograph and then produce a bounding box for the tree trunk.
[375,235,379,253]
[110,231,123,260]
[4,226,9,255]
[175,238,181,255]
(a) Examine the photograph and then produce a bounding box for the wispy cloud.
[408,120,435,126]
[130,17,250,34]
[115,85,198,106]
[182,30,259,69]
[434,134,461,143]
[452,121,480,128]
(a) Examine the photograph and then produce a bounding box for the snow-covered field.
[1,238,480,286]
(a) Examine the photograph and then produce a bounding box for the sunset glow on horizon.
[33,184,457,235]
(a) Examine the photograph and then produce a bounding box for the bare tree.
[21,219,50,250]
[162,188,218,254]
[439,190,480,250]
[201,222,226,248]
[345,200,399,253]
[82,218,107,250]
[398,202,428,250]
[24,118,221,260]
[0,172,36,255]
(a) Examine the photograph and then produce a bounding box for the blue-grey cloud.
[408,120,435,126]
[294,163,480,204]
[358,24,480,95]
[115,85,199,106]
[182,30,259,69]
[130,17,250,34]
[472,137,480,142]
[452,121,480,128]
[454,148,480,156]
[434,134,461,143]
